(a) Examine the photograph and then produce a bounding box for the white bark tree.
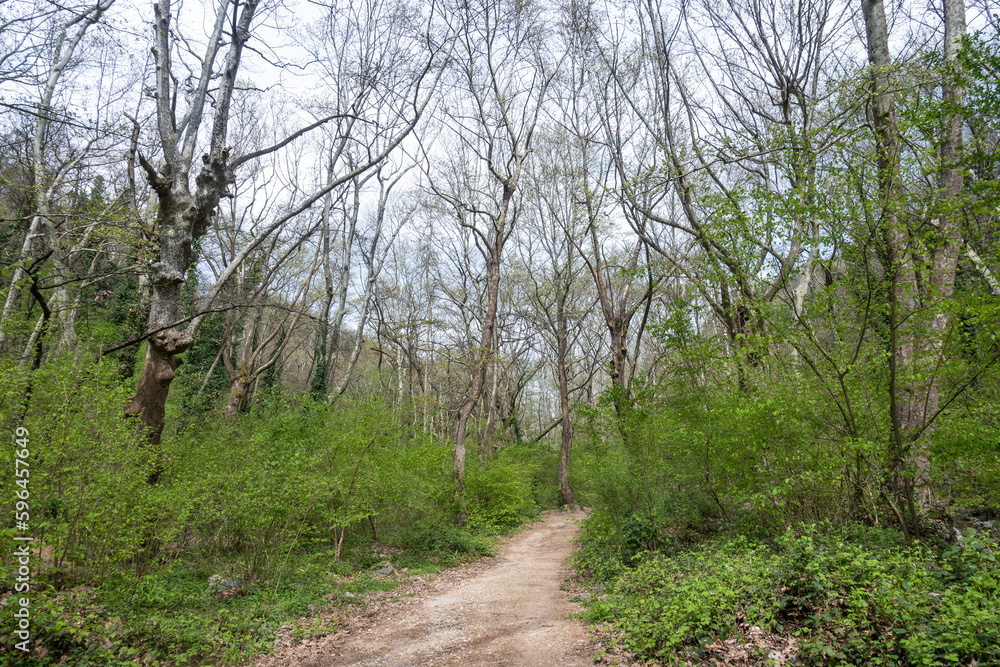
[0,0,115,350]
[124,0,448,456]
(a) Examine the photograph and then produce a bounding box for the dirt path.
[260,510,593,667]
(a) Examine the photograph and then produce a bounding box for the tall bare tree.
[124,0,447,453]
[124,0,264,450]
[427,0,560,494]
[523,134,596,504]
[0,0,116,350]
[597,0,852,389]
[330,166,410,401]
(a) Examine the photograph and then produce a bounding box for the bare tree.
[124,0,447,454]
[522,133,599,505]
[330,166,410,401]
[301,0,430,395]
[0,0,116,350]
[314,170,372,396]
[124,0,264,451]
[220,248,320,415]
[427,0,561,495]
[596,0,853,389]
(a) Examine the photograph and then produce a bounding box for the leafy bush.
[573,507,627,581]
[391,523,492,557]
[778,527,1000,665]
[0,357,160,581]
[577,520,1000,665]
[584,537,781,661]
[465,453,538,533]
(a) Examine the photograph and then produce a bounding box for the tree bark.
[126,0,259,452]
[861,0,920,535]
[312,154,336,398]
[919,0,967,509]
[481,360,500,460]
[556,291,575,505]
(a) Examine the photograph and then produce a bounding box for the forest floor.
[247,508,597,667]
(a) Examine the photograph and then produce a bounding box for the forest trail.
[260,509,593,667]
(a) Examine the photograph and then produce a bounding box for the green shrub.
[0,356,161,581]
[391,522,492,557]
[577,522,1000,665]
[584,536,781,660]
[465,454,538,533]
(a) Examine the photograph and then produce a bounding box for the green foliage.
[505,440,564,509]
[0,352,545,665]
[465,449,539,532]
[154,396,451,581]
[391,522,493,558]
[577,521,1000,665]
[310,328,327,399]
[584,537,780,661]
[0,356,159,581]
[958,31,1000,211]
[577,363,868,546]
[931,381,1000,511]
[573,507,627,581]
[171,313,228,415]
[777,527,1000,665]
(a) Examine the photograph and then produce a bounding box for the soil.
[249,509,594,667]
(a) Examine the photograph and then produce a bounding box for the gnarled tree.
[125,0,447,453]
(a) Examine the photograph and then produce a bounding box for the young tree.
[330,166,410,401]
[220,249,320,415]
[860,0,926,535]
[523,135,596,504]
[313,171,372,397]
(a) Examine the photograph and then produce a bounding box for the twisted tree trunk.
[125,0,258,456]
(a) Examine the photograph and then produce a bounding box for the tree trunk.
[225,375,252,415]
[327,177,364,389]
[482,360,500,460]
[861,0,919,535]
[919,0,966,510]
[125,330,188,447]
[454,184,514,494]
[125,161,231,441]
[330,281,372,400]
[312,178,334,397]
[125,0,259,456]
[556,292,574,505]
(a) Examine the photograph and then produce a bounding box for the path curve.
[262,510,593,667]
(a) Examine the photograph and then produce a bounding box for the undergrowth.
[576,514,1000,666]
[0,522,506,666]
[0,359,551,665]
